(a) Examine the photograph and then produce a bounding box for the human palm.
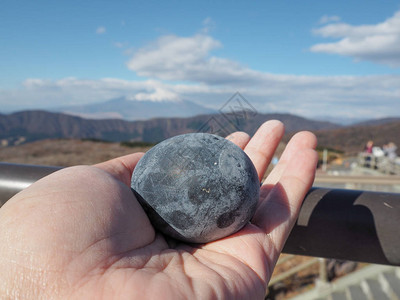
[0,121,317,299]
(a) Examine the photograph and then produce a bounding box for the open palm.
[0,120,317,299]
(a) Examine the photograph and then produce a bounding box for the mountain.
[314,115,369,126]
[352,117,400,127]
[56,97,217,120]
[0,110,340,146]
[2,110,399,154]
[315,120,400,154]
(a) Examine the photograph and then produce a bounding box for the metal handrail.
[1,163,400,266]
[0,163,61,206]
[284,187,400,266]
[358,152,400,175]
[269,257,320,286]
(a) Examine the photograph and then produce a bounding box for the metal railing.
[0,163,61,206]
[1,162,400,266]
[269,256,321,287]
[358,153,400,175]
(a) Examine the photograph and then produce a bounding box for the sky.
[1,0,400,121]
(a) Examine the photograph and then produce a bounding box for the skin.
[0,120,318,299]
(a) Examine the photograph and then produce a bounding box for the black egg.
[131,133,260,243]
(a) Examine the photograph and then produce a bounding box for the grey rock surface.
[131,133,259,243]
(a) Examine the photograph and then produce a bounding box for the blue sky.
[1,0,400,120]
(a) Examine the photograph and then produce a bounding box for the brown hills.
[1,110,399,155]
[314,120,400,154]
[0,110,338,145]
[0,139,151,166]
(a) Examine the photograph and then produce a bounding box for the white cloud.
[129,85,180,102]
[202,17,216,33]
[1,31,400,120]
[127,33,270,86]
[311,10,400,67]
[1,73,399,120]
[96,26,106,34]
[127,34,222,82]
[319,15,341,24]
[114,42,124,48]
[9,78,179,107]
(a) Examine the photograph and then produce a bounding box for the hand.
[0,120,317,299]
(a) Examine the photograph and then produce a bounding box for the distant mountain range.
[1,110,399,153]
[55,97,217,120]
[314,118,400,154]
[0,110,338,145]
[53,97,390,125]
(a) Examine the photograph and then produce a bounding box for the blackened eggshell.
[131,133,260,243]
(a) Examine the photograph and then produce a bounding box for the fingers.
[96,120,285,186]
[225,131,251,149]
[243,120,285,181]
[252,147,318,251]
[94,152,145,186]
[264,131,317,186]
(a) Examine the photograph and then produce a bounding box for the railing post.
[318,258,328,283]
